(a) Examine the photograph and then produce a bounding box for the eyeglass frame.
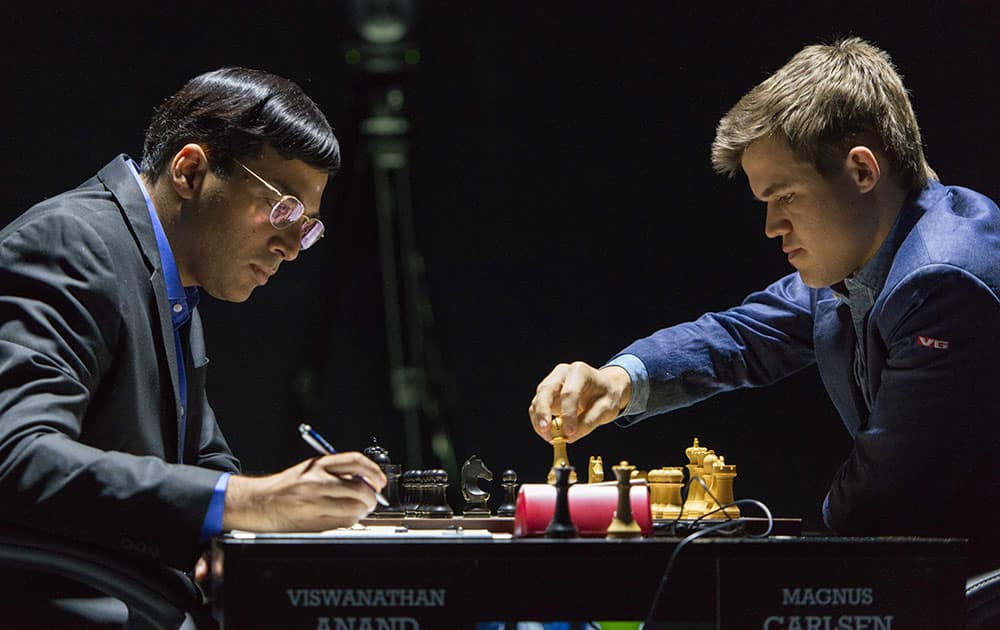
[233,159,325,250]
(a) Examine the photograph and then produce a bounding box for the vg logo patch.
[916,336,950,350]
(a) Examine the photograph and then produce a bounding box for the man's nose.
[764,203,791,239]
[270,227,302,261]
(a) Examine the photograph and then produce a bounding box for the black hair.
[140,67,340,183]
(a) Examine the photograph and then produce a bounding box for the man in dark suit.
[0,68,386,622]
[529,38,1000,573]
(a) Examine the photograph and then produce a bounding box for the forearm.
[613,273,817,423]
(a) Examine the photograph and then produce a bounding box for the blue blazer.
[0,156,240,569]
[617,182,1000,568]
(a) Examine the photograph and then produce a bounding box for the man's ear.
[845,146,881,194]
[169,144,210,200]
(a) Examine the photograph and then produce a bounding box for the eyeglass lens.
[268,196,324,250]
[269,196,304,228]
[301,219,324,250]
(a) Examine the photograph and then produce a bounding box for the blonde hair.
[711,38,937,189]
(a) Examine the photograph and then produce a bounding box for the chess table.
[211,528,965,629]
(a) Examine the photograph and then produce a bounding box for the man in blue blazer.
[530,38,1000,572]
[0,68,386,588]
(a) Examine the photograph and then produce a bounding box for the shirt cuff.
[199,472,231,543]
[603,353,650,418]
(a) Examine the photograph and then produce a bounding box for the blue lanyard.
[126,159,198,463]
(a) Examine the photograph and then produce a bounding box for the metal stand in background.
[348,0,457,474]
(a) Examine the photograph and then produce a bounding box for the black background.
[2,1,998,530]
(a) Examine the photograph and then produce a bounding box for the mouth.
[783,246,802,262]
[250,263,273,286]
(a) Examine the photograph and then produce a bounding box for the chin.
[204,283,255,303]
[797,271,827,289]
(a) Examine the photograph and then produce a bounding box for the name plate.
[719,555,964,629]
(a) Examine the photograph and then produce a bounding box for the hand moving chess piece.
[588,455,604,483]
[547,417,577,485]
[545,465,579,538]
[606,461,642,539]
[497,469,518,517]
[461,455,493,517]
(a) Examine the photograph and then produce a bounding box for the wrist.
[222,474,265,531]
[601,365,633,414]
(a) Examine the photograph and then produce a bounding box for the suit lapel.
[97,156,183,461]
[814,295,868,435]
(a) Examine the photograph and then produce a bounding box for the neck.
[140,173,194,286]
[861,180,909,268]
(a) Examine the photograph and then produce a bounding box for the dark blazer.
[0,155,240,569]
[616,181,1000,571]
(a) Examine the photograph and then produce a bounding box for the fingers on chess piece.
[497,469,518,517]
[461,455,493,517]
[547,417,577,485]
[606,461,642,539]
[545,465,579,538]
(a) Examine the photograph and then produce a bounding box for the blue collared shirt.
[126,160,230,543]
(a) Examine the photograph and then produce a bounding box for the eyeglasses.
[234,160,325,250]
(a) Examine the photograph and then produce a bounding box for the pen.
[298,423,389,506]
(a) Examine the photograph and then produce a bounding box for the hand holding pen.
[299,424,389,506]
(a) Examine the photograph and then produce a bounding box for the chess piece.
[379,464,405,517]
[703,460,740,519]
[681,437,708,518]
[497,469,518,517]
[402,470,421,517]
[630,469,648,482]
[461,455,493,517]
[363,439,404,517]
[606,461,642,539]
[647,467,684,519]
[545,465,578,538]
[415,470,432,517]
[425,469,454,518]
[547,417,577,485]
[362,438,390,467]
[588,456,604,483]
[700,450,719,514]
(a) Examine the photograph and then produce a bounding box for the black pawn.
[545,465,578,538]
[380,464,404,517]
[415,470,431,517]
[426,469,454,518]
[402,470,421,517]
[497,469,518,517]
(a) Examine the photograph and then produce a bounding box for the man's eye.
[779,193,795,204]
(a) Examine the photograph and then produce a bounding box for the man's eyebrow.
[272,178,303,203]
[754,181,789,202]
[273,178,321,217]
